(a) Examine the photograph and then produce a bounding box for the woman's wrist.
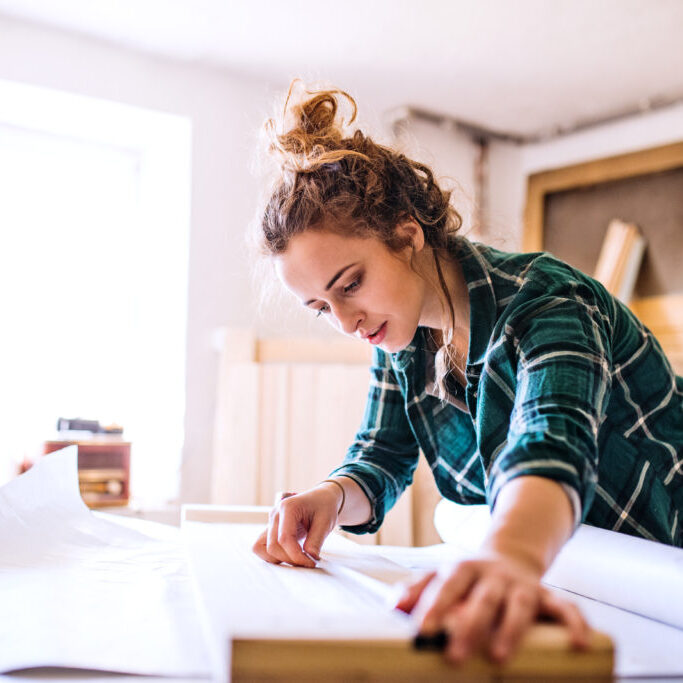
[478,534,547,578]
[318,479,345,515]
[317,475,373,527]
[482,476,575,577]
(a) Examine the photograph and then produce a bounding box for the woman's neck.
[418,248,470,335]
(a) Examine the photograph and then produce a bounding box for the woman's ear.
[397,218,425,252]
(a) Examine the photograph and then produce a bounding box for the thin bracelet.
[320,478,346,516]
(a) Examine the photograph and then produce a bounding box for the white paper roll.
[433,499,683,630]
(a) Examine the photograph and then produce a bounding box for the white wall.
[0,15,282,503]
[395,117,479,238]
[398,101,683,253]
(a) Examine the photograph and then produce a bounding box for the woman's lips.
[368,322,387,345]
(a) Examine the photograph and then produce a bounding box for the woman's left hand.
[395,553,590,664]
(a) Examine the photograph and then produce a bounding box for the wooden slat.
[258,364,291,504]
[378,480,414,547]
[232,626,614,681]
[211,362,261,505]
[630,294,683,374]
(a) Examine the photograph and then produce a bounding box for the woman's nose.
[332,303,362,335]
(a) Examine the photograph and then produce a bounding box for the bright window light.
[0,79,191,505]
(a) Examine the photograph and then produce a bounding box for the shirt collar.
[455,237,499,369]
[391,236,499,373]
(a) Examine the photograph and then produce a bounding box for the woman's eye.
[343,278,360,294]
[316,305,330,318]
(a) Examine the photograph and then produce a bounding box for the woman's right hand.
[252,482,342,568]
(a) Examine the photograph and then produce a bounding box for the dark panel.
[543,166,683,297]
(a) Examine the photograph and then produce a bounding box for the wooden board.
[232,627,613,682]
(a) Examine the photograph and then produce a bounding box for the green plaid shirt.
[331,238,683,547]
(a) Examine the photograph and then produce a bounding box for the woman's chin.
[380,337,411,354]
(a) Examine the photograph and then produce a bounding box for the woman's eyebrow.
[304,262,359,305]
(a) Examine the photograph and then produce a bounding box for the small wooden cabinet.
[43,438,131,507]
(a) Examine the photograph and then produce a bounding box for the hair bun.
[264,80,364,174]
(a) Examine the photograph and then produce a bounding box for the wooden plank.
[211,362,261,504]
[221,328,257,361]
[287,364,322,491]
[378,479,414,547]
[630,293,683,328]
[258,364,291,504]
[411,456,444,547]
[522,181,547,252]
[232,625,613,681]
[630,294,683,374]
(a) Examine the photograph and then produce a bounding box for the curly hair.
[257,80,465,399]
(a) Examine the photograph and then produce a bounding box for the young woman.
[251,83,683,664]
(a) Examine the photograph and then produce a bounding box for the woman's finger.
[446,576,506,662]
[274,491,296,504]
[540,591,590,649]
[278,501,316,567]
[490,586,538,662]
[301,509,335,561]
[417,561,478,634]
[252,529,282,564]
[395,572,437,614]
[266,510,291,564]
[266,492,296,562]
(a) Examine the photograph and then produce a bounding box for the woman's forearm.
[319,476,372,527]
[480,475,575,576]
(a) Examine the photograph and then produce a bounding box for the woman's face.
[275,226,429,353]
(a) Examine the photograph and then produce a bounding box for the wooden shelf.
[43,439,131,507]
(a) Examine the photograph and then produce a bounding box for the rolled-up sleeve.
[486,288,613,526]
[329,347,419,534]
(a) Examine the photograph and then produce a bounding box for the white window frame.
[0,79,192,504]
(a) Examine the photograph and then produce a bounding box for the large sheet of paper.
[182,520,416,680]
[0,448,210,677]
[433,500,683,630]
[183,516,683,679]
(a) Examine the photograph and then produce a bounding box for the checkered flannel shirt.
[330,237,683,546]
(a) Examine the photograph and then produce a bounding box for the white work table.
[2,454,682,682]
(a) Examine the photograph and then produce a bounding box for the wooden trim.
[256,337,372,364]
[523,140,683,252]
[220,327,372,364]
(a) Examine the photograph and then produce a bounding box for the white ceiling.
[1,0,682,139]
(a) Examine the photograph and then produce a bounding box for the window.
[0,80,191,504]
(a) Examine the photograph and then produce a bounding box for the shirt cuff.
[560,482,582,532]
